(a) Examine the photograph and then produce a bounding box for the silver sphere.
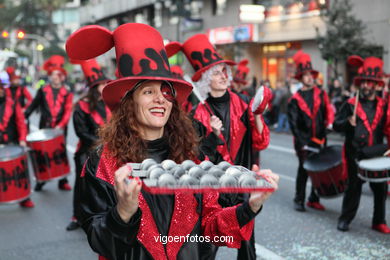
[158,173,177,187]
[148,167,166,179]
[188,166,206,179]
[200,160,214,171]
[140,158,157,171]
[171,166,186,179]
[200,174,219,186]
[217,161,231,171]
[181,160,196,170]
[178,175,200,186]
[238,174,257,187]
[219,174,238,187]
[208,166,225,178]
[225,167,243,179]
[161,159,177,171]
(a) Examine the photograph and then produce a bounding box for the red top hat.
[347,55,384,86]
[293,50,318,80]
[6,66,20,81]
[179,34,235,82]
[233,59,249,85]
[66,23,192,110]
[71,58,109,87]
[165,41,184,79]
[43,55,67,76]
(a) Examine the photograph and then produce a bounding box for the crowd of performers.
[0,21,388,260]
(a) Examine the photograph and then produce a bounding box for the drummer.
[287,50,334,212]
[6,67,32,112]
[65,23,279,260]
[25,55,74,191]
[66,59,111,231]
[334,56,389,233]
[0,72,34,208]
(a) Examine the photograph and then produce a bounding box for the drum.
[27,129,70,182]
[357,157,390,182]
[0,145,31,204]
[303,145,346,197]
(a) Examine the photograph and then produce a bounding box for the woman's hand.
[114,165,142,223]
[210,115,223,137]
[248,165,279,213]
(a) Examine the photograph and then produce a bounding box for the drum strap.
[292,87,322,138]
[348,97,384,146]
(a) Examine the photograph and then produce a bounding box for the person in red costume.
[66,23,279,260]
[25,55,74,191]
[66,58,111,231]
[6,66,32,111]
[0,72,34,208]
[287,50,334,212]
[334,56,389,234]
[167,35,271,260]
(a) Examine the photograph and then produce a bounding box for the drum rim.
[357,174,390,183]
[0,144,26,162]
[26,128,64,142]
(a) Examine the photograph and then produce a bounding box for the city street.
[0,107,389,260]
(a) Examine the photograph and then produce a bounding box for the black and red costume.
[72,99,111,220]
[0,90,27,145]
[24,84,73,131]
[8,85,32,111]
[79,140,258,260]
[333,56,389,230]
[287,51,334,208]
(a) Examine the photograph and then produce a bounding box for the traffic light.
[2,30,9,38]
[17,30,25,39]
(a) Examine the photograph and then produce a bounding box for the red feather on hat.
[347,55,364,67]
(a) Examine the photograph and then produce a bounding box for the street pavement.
[0,102,389,260]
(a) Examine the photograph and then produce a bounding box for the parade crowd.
[0,22,388,260]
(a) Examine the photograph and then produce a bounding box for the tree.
[316,0,384,78]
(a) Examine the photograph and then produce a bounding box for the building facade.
[75,0,390,89]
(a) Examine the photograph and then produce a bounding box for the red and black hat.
[233,59,249,85]
[165,41,184,79]
[6,66,20,81]
[179,34,235,82]
[43,55,67,76]
[66,23,192,110]
[347,55,384,86]
[293,50,318,80]
[70,58,110,88]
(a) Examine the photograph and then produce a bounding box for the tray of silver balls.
[127,159,275,194]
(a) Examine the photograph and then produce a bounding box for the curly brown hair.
[98,93,199,164]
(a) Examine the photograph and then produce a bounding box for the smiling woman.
[65,22,278,260]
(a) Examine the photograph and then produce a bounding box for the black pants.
[339,157,388,225]
[72,150,88,220]
[294,149,319,203]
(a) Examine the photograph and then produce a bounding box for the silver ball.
[219,174,238,187]
[158,173,177,187]
[200,160,214,171]
[148,167,166,179]
[178,175,199,186]
[217,161,231,171]
[140,158,157,171]
[161,159,177,171]
[171,166,186,179]
[200,174,219,186]
[188,166,206,179]
[238,174,257,187]
[181,160,196,170]
[225,167,243,179]
[208,166,225,178]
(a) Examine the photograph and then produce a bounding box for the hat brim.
[102,76,193,110]
[192,60,236,82]
[89,79,111,88]
[233,78,248,85]
[47,68,67,77]
[354,77,384,87]
[294,70,318,80]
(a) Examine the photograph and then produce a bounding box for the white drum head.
[358,157,390,171]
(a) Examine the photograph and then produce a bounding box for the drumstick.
[384,149,390,156]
